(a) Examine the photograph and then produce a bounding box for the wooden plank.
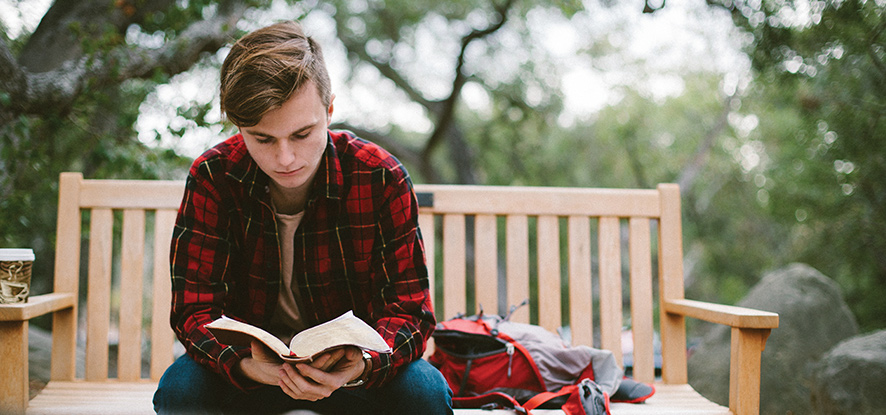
[79,180,183,210]
[567,216,593,348]
[86,208,113,381]
[418,212,436,317]
[629,218,655,383]
[51,172,82,381]
[537,215,561,333]
[730,328,770,415]
[664,299,779,329]
[0,293,75,321]
[118,209,145,381]
[442,214,466,320]
[151,209,177,381]
[0,320,28,414]
[474,214,498,315]
[598,217,623,366]
[415,185,661,217]
[657,184,688,384]
[26,381,159,415]
[505,215,530,323]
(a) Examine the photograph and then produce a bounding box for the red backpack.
[428,310,654,414]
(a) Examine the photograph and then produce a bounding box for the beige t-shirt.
[268,210,308,342]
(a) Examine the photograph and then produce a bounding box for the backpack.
[428,309,654,414]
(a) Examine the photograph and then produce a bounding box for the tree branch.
[420,0,515,182]
[336,26,438,111]
[0,2,246,121]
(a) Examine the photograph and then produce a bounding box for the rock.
[810,330,886,415]
[688,263,858,415]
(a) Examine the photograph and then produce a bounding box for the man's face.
[241,82,334,194]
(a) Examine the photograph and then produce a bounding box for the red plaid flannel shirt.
[169,130,435,389]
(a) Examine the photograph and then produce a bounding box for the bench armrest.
[663,298,779,329]
[663,298,778,415]
[0,292,75,414]
[0,293,76,322]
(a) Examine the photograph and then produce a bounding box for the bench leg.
[729,327,770,415]
[0,320,28,415]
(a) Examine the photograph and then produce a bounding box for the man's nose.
[276,139,296,166]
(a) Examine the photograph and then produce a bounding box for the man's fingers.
[280,363,333,401]
[313,348,345,372]
[296,362,334,385]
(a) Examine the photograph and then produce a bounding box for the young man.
[153,20,452,414]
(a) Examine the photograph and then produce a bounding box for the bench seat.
[26,382,727,415]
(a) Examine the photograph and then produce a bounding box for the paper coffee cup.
[0,248,34,304]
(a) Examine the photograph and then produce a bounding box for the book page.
[286,310,392,361]
[205,316,291,358]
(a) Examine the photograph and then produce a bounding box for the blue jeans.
[153,354,453,414]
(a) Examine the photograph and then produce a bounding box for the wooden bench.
[0,172,778,415]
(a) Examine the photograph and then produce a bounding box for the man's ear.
[326,94,336,126]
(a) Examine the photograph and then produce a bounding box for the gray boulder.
[688,263,859,415]
[810,330,886,415]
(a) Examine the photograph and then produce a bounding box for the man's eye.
[256,137,274,144]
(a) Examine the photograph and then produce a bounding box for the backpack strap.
[457,359,474,397]
[522,385,577,411]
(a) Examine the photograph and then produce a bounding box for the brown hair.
[220,21,332,127]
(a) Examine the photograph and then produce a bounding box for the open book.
[205,310,392,363]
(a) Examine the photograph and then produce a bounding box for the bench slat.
[474,214,498,315]
[418,213,436,316]
[629,217,655,383]
[537,215,561,333]
[598,217,623,366]
[416,185,661,217]
[567,215,593,347]
[119,209,145,381]
[79,180,183,210]
[86,208,113,381]
[151,209,177,381]
[443,214,466,320]
[505,215,530,323]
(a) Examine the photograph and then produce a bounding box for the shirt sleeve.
[362,167,436,388]
[169,159,255,390]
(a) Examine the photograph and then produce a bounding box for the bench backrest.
[417,184,686,384]
[52,173,181,382]
[52,173,687,385]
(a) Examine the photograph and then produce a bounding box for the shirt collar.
[314,132,343,203]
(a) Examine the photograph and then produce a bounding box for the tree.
[707,0,886,330]
[0,0,588,293]
[0,0,251,291]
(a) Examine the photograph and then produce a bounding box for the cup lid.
[0,249,35,261]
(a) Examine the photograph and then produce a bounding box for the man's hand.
[233,339,285,386]
[277,346,366,401]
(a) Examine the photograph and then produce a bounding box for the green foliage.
[717,0,886,330]
[3,0,884,334]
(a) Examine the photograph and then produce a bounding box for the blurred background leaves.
[0,0,883,331]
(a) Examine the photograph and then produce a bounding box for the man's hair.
[220,21,332,127]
